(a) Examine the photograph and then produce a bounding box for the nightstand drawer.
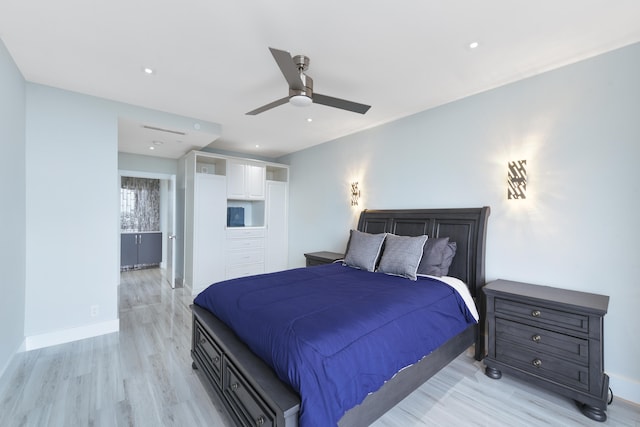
[496,341,589,391]
[496,318,588,364]
[495,298,589,334]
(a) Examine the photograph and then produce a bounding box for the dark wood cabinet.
[303,251,344,267]
[483,279,609,421]
[120,232,162,267]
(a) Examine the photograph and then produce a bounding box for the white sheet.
[418,274,479,322]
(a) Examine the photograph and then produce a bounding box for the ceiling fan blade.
[313,93,371,114]
[269,47,304,91]
[246,96,290,115]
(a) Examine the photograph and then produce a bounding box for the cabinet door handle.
[532,358,542,368]
[213,356,220,364]
[256,415,266,426]
[531,310,541,317]
[532,334,541,343]
[231,382,239,391]
[199,338,206,345]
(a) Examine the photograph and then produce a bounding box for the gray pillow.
[417,237,450,276]
[440,241,457,276]
[343,230,386,272]
[377,234,428,280]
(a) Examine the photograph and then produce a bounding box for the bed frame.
[191,207,490,427]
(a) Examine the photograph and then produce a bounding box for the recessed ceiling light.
[149,146,155,150]
[469,41,480,49]
[152,140,163,146]
[307,118,313,122]
[255,144,260,148]
[143,67,155,75]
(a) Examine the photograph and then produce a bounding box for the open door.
[166,176,176,288]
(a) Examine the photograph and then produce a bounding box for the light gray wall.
[22,84,220,344]
[25,84,121,336]
[118,152,178,175]
[0,40,26,376]
[282,43,640,402]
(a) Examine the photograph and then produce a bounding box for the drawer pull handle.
[213,356,220,364]
[256,415,266,426]
[531,310,541,317]
[532,358,542,368]
[532,334,541,343]
[199,338,206,345]
[231,382,239,391]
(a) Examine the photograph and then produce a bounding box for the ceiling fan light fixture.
[289,94,312,107]
[245,47,370,115]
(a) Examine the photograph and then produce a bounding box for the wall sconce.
[507,160,527,199]
[351,182,361,206]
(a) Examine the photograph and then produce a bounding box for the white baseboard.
[24,319,120,351]
[609,373,640,405]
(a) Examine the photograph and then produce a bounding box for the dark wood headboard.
[357,207,490,297]
[357,207,490,360]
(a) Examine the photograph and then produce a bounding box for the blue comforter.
[194,263,476,427]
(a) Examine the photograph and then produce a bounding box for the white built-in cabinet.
[180,150,289,295]
[227,159,266,200]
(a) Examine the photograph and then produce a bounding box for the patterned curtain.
[120,177,160,232]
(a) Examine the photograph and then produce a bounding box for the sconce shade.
[508,160,527,199]
[351,182,361,206]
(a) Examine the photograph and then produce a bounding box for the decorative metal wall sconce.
[507,160,527,199]
[351,182,361,206]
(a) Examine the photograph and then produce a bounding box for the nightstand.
[483,279,609,422]
[304,251,344,267]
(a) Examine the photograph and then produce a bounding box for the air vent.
[142,125,186,135]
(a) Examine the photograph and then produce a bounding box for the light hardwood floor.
[0,268,638,426]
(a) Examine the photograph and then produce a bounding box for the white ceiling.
[1,1,639,159]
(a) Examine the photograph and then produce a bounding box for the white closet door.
[193,173,226,293]
[265,181,288,273]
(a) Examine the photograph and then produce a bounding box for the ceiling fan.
[246,47,371,116]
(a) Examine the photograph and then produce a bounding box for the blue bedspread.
[194,263,476,427]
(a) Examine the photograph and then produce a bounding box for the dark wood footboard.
[192,304,300,427]
[192,303,475,427]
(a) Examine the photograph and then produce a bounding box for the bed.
[191,207,490,427]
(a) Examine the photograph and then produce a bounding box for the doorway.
[118,170,177,289]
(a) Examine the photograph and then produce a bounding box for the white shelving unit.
[179,151,289,295]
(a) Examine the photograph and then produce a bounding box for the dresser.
[226,228,265,279]
[483,279,610,421]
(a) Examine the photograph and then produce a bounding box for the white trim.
[118,169,174,180]
[609,372,640,404]
[24,319,119,351]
